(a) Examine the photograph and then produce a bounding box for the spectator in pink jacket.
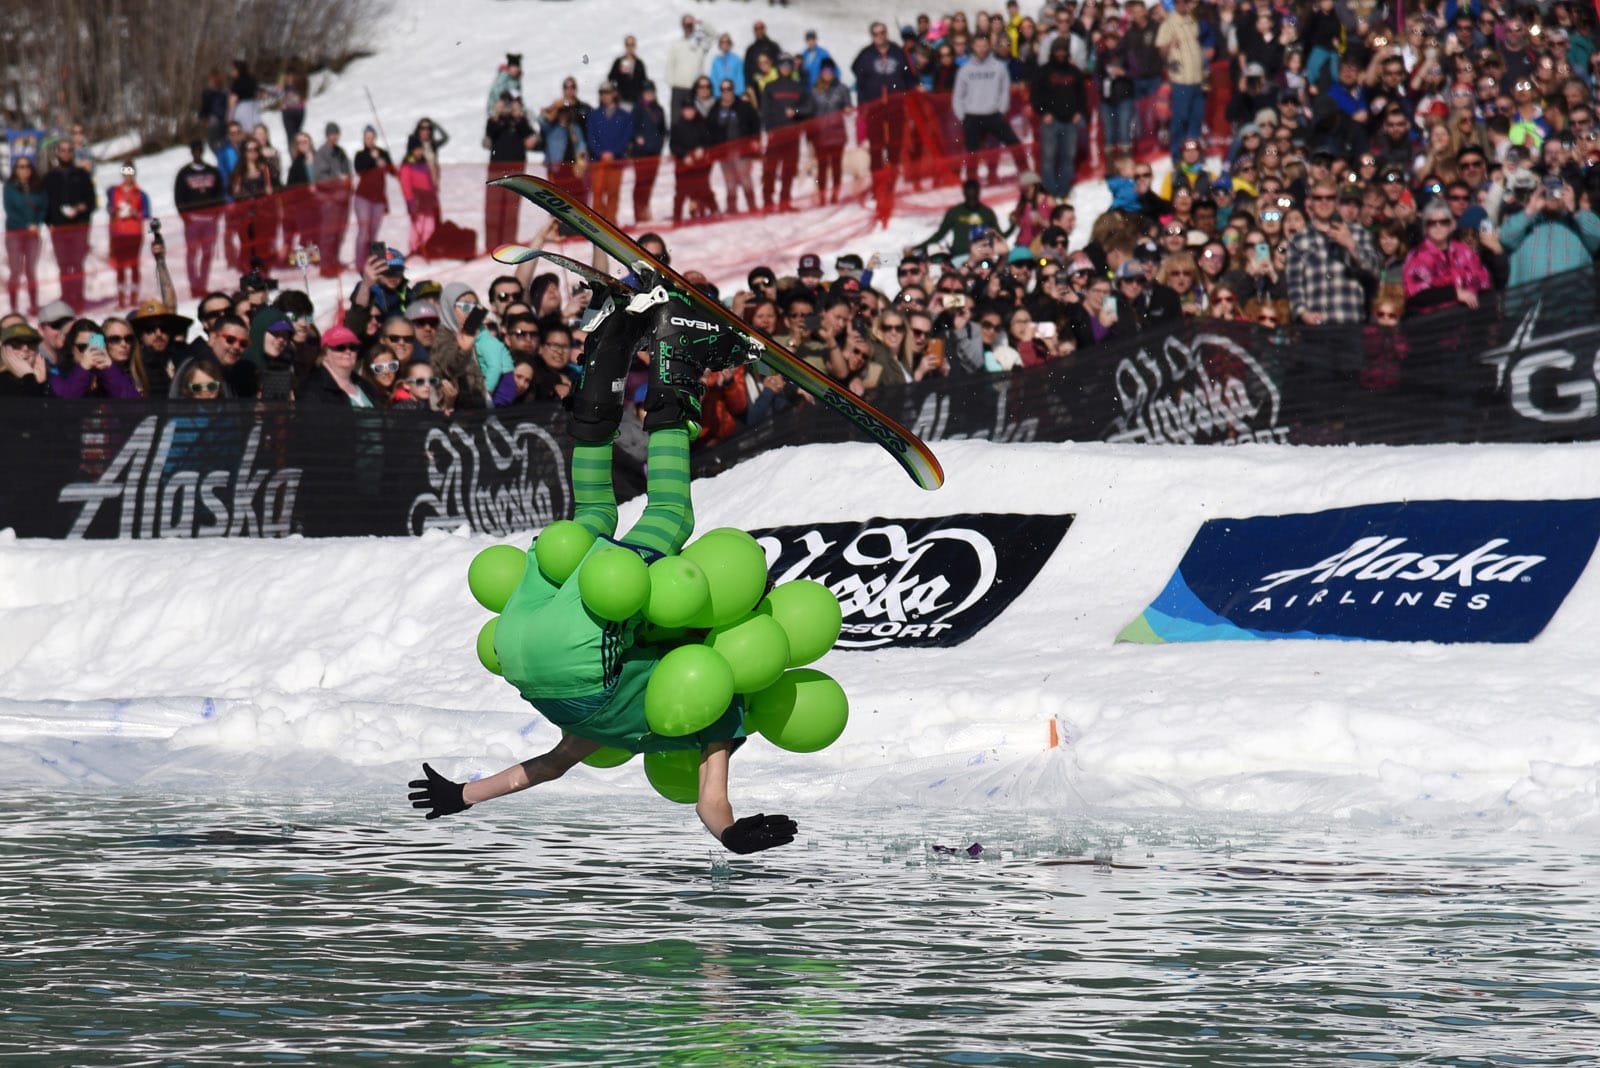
[398,145,440,257]
[1401,200,1492,316]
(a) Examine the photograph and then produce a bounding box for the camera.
[149,218,161,236]
[1507,169,1540,195]
[240,257,279,293]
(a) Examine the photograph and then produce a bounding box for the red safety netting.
[14,77,1238,316]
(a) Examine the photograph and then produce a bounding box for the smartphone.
[462,306,488,335]
[368,241,386,260]
[89,333,106,350]
[1105,295,1117,316]
[1036,321,1057,339]
[927,338,946,367]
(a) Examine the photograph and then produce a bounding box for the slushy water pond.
[3,795,1595,1066]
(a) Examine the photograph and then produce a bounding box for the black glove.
[408,762,472,820]
[719,813,797,854]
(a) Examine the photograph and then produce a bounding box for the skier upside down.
[407,279,797,855]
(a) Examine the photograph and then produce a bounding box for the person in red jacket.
[697,365,750,446]
[107,163,150,309]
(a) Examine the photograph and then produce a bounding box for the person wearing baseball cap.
[1,322,49,396]
[747,266,777,298]
[300,322,384,407]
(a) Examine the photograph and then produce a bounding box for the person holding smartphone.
[1285,179,1381,327]
[51,319,140,398]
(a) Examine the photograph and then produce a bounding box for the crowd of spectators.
[10,3,1600,450]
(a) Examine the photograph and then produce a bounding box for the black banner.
[691,265,1600,480]
[749,514,1075,649]
[9,268,1600,540]
[0,401,621,539]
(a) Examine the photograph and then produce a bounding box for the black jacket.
[1031,59,1089,124]
[297,365,384,406]
[43,163,95,227]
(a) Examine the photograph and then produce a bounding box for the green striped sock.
[571,442,619,539]
[620,427,694,556]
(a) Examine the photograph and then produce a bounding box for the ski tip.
[492,244,539,265]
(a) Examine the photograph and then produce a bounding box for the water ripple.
[0,796,1596,1066]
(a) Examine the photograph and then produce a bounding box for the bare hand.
[1455,286,1479,309]
[361,254,384,286]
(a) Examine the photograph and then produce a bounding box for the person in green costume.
[409,279,797,855]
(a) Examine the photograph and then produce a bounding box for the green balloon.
[582,745,636,768]
[578,546,651,622]
[476,616,502,676]
[682,528,770,628]
[760,580,845,667]
[644,555,711,628]
[643,750,700,804]
[706,612,791,694]
[644,645,735,737]
[747,668,849,753]
[533,520,596,585]
[467,544,528,613]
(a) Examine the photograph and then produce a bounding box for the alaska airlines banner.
[750,514,1073,650]
[1119,500,1600,645]
[0,400,627,539]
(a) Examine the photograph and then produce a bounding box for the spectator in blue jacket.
[586,82,635,222]
[800,30,833,87]
[709,35,745,100]
[1500,177,1600,292]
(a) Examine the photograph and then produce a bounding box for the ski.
[489,173,945,491]
[491,244,638,296]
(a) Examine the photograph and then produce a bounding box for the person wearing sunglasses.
[94,315,150,397]
[165,310,253,398]
[297,323,383,407]
[127,298,194,395]
[50,318,138,398]
[389,360,437,411]
[359,341,404,402]
[1286,179,1381,327]
[248,310,299,401]
[433,281,516,409]
[174,355,230,401]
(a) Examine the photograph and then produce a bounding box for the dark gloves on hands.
[408,762,472,820]
[719,813,798,854]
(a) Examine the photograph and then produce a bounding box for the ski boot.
[637,288,745,432]
[563,290,647,443]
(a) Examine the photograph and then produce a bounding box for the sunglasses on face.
[218,335,248,348]
[329,344,359,353]
[370,359,401,373]
[405,375,437,386]
[509,329,539,339]
[187,380,222,395]
[880,323,906,332]
[411,318,439,328]
[385,334,416,343]
[139,323,171,335]
[491,291,519,302]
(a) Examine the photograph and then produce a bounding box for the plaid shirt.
[1285,224,1381,325]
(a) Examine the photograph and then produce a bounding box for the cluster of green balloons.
[466,523,852,805]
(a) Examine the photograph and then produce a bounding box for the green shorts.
[494,538,747,755]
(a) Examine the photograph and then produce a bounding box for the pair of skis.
[488,174,944,491]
